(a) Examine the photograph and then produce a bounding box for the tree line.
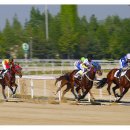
[0,5,130,60]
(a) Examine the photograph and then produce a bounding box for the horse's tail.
[55,73,70,86]
[96,78,107,89]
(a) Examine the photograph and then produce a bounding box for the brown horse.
[55,70,81,99]
[55,71,95,100]
[77,62,102,100]
[0,63,22,101]
[97,68,130,102]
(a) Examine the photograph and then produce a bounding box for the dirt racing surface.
[0,99,130,125]
[0,72,130,125]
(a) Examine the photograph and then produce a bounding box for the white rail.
[15,76,101,102]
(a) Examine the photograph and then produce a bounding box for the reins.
[124,69,130,82]
[84,69,95,82]
[11,65,21,75]
[85,73,94,81]
[125,75,130,82]
[84,64,101,82]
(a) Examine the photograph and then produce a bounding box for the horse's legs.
[8,86,14,95]
[75,86,82,97]
[61,84,71,99]
[78,89,89,100]
[112,85,119,98]
[89,90,95,100]
[107,82,112,102]
[2,85,8,101]
[116,87,129,102]
[55,80,68,95]
[12,83,18,97]
[14,83,18,94]
[70,82,78,99]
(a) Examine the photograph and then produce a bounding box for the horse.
[0,63,22,101]
[55,70,82,99]
[77,62,102,100]
[96,67,130,102]
[55,71,95,100]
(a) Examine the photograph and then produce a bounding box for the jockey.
[74,54,94,80]
[0,57,14,77]
[117,53,130,78]
[74,57,85,70]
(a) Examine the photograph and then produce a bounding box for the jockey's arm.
[82,63,89,69]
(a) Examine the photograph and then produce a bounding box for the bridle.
[11,64,22,76]
[84,63,102,81]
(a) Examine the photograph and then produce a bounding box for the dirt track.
[0,100,130,125]
[0,72,130,125]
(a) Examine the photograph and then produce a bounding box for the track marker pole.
[7,87,10,98]
[30,79,34,98]
[87,93,90,102]
[99,89,102,99]
[57,81,61,102]
[43,80,46,97]
[17,78,21,94]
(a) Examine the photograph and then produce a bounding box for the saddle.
[0,69,11,79]
[114,69,127,78]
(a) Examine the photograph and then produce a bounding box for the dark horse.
[97,68,130,102]
[55,70,82,99]
[77,62,102,100]
[0,63,22,101]
[55,70,95,100]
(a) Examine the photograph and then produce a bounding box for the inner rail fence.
[4,75,113,102]
[1,59,128,102]
[0,59,120,75]
[1,75,130,102]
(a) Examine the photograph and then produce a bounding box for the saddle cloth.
[114,70,127,78]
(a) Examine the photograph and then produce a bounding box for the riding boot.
[0,69,5,78]
[74,70,82,80]
[117,68,122,78]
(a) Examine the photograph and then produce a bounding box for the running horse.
[0,63,22,101]
[77,62,102,100]
[55,70,95,100]
[97,67,130,102]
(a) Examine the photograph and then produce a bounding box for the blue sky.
[0,5,130,30]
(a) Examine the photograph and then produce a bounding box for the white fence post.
[30,78,34,98]
[57,81,61,102]
[43,80,46,97]
[17,78,21,94]
[87,93,90,102]
[7,87,10,98]
[99,89,102,99]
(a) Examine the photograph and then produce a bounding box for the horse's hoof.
[115,99,120,103]
[11,94,15,98]
[115,93,121,97]
[91,98,95,102]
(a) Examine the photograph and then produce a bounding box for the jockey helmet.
[87,54,93,59]
[80,57,85,62]
[126,53,130,60]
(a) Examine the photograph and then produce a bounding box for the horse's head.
[11,63,22,78]
[92,61,102,76]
